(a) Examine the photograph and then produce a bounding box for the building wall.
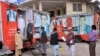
[48,2,92,17]
[86,3,93,13]
[67,2,87,15]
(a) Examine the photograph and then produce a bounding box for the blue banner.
[4,0,25,5]
[16,0,25,4]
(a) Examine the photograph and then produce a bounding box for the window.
[49,11,54,17]
[7,9,17,22]
[63,8,66,15]
[73,3,82,11]
[57,10,60,15]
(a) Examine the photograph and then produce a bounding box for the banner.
[0,0,25,5]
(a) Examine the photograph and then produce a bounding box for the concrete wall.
[67,2,87,15]
[86,3,93,13]
[48,2,92,17]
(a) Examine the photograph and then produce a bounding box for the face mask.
[17,31,20,33]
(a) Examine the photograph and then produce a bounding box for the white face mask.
[17,31,20,33]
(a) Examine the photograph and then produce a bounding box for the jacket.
[41,31,47,43]
[27,23,33,34]
[50,32,58,45]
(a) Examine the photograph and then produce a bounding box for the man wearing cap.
[66,27,75,56]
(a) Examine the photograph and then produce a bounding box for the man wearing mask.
[15,28,23,56]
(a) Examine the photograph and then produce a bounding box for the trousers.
[15,49,21,56]
[89,41,96,56]
[41,43,47,54]
[52,45,59,56]
[27,33,33,44]
[67,45,75,56]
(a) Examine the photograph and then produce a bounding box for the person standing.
[89,25,97,56]
[27,20,33,44]
[50,28,59,56]
[15,28,23,56]
[40,27,48,56]
[66,27,75,56]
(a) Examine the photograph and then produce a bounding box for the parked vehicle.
[0,1,99,51]
[51,12,99,42]
[0,1,50,50]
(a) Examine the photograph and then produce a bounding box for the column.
[33,4,36,10]
[39,1,43,11]
[60,8,63,15]
[66,2,67,15]
[54,10,57,16]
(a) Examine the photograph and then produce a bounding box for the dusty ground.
[22,40,100,56]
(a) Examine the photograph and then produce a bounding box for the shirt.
[89,30,97,41]
[66,32,75,45]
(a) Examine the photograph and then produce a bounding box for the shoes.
[42,53,47,56]
[19,55,22,56]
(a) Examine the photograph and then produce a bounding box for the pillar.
[33,4,36,10]
[39,1,43,11]
[66,2,67,15]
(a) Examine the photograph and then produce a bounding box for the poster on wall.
[61,17,66,27]
[33,12,42,27]
[66,17,73,28]
[75,15,93,34]
[41,14,50,36]
[33,12,42,38]
[50,19,55,33]
[7,9,17,22]
[71,16,79,34]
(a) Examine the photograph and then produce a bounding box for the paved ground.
[22,40,100,56]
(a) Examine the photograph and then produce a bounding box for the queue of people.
[5,24,96,56]
[39,25,98,56]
